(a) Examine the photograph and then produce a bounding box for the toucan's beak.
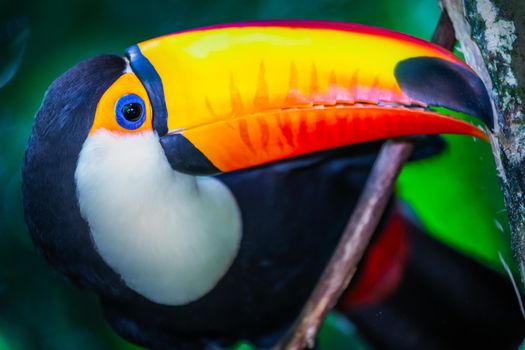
[126,21,492,175]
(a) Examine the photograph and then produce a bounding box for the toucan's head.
[29,20,493,177]
[23,20,492,304]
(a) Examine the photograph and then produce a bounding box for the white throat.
[75,130,241,305]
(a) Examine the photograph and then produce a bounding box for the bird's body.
[22,21,495,349]
[100,146,380,349]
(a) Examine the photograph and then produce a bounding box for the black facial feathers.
[22,55,132,298]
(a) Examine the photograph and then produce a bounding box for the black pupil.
[122,103,142,122]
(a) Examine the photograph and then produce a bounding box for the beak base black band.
[159,134,220,175]
[125,45,169,136]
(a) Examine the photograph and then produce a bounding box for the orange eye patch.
[91,73,153,135]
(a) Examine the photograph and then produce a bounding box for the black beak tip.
[395,56,494,130]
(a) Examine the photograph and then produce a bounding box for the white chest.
[75,130,241,305]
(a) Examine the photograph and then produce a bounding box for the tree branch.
[274,12,457,350]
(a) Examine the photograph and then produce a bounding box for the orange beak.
[126,20,492,175]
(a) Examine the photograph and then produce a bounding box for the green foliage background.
[0,0,512,349]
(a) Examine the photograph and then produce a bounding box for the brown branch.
[274,11,457,350]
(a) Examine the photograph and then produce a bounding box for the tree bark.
[441,0,525,284]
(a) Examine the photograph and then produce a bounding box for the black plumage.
[23,55,129,296]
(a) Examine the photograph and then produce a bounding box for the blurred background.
[0,0,517,349]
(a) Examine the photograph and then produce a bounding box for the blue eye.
[115,94,146,130]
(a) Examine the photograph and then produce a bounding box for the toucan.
[22,20,494,349]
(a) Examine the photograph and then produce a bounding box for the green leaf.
[318,312,370,350]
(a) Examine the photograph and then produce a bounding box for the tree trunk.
[442,0,525,285]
